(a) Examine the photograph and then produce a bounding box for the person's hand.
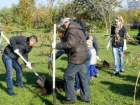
[48,55,53,62]
[96,56,101,61]
[26,62,32,69]
[14,49,20,55]
[52,43,56,49]
[124,46,127,50]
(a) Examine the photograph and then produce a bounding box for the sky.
[0,0,48,9]
[0,0,128,9]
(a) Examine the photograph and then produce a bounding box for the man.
[2,35,38,96]
[52,18,91,104]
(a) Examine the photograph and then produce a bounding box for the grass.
[0,27,140,105]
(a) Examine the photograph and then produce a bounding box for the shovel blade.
[36,75,46,88]
[102,60,110,68]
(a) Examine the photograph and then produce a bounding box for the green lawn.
[0,28,140,105]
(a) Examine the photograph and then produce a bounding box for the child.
[87,36,99,79]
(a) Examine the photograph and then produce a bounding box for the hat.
[60,18,71,26]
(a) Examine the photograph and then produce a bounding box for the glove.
[14,49,20,55]
[26,62,32,69]
[96,56,101,61]
[52,43,56,49]
[123,46,127,50]
[48,56,53,62]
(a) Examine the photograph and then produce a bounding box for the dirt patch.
[124,51,130,56]
[96,62,114,69]
[35,78,64,95]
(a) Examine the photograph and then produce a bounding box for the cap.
[60,18,71,26]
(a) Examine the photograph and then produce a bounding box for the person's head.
[60,18,71,29]
[89,36,94,41]
[73,17,77,22]
[58,27,65,39]
[59,31,65,39]
[29,35,38,47]
[115,15,124,28]
[80,17,84,21]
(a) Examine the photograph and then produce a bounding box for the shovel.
[15,51,45,84]
[0,28,45,87]
[98,58,110,68]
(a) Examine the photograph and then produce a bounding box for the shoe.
[81,99,91,103]
[18,85,27,88]
[120,70,125,72]
[75,89,80,94]
[90,77,94,80]
[9,91,16,96]
[113,72,119,76]
[95,74,99,77]
[63,99,77,104]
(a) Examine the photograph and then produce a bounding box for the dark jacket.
[4,36,32,61]
[56,22,89,64]
[80,21,86,33]
[136,32,140,40]
[111,25,127,47]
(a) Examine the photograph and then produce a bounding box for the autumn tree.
[11,4,21,27]
[19,0,35,31]
[72,0,122,34]
[0,8,13,25]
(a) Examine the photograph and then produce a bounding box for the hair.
[115,15,124,28]
[29,35,38,42]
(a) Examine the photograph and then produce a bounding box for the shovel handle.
[98,58,102,62]
[17,51,39,75]
[1,31,10,44]
[17,52,45,82]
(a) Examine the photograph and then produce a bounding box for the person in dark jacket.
[80,17,86,34]
[52,18,91,104]
[136,26,140,44]
[2,35,38,96]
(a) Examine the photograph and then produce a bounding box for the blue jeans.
[112,46,124,73]
[64,63,91,101]
[90,65,98,77]
[75,52,91,91]
[2,53,23,92]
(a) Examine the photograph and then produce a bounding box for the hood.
[67,22,82,30]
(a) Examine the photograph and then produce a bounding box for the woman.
[106,15,127,76]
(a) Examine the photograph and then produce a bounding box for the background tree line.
[0,0,140,33]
